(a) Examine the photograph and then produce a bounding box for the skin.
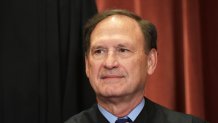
[85,15,157,117]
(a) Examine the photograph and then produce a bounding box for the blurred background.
[1,0,218,123]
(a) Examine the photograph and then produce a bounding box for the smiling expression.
[85,15,155,100]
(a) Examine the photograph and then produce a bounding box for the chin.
[99,90,127,98]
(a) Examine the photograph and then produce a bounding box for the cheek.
[88,60,102,80]
[87,61,102,91]
[126,55,147,68]
[123,56,148,79]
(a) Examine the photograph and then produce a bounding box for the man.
[65,9,207,123]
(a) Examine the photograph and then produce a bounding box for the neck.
[97,93,144,117]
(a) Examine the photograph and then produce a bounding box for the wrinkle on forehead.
[90,15,144,46]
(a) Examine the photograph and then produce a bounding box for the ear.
[147,49,158,75]
[85,56,90,78]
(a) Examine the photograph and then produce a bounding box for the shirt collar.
[97,98,145,123]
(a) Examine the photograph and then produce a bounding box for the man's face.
[85,15,156,100]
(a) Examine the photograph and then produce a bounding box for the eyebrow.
[116,44,127,48]
[91,42,133,49]
[91,45,105,50]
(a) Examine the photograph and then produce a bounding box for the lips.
[100,74,125,79]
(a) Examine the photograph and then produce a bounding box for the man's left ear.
[147,49,158,75]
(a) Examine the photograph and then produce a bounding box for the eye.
[93,48,106,55]
[116,47,133,58]
[118,48,130,53]
[94,49,102,54]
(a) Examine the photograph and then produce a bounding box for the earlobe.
[147,49,158,75]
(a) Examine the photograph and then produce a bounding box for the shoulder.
[145,98,208,123]
[64,104,98,123]
[156,104,206,123]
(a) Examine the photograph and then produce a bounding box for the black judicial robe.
[65,98,207,123]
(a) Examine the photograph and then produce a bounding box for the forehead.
[92,15,141,34]
[90,15,144,47]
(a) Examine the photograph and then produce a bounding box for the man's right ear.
[85,57,90,78]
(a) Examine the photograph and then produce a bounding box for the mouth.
[100,75,124,79]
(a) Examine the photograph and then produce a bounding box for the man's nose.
[103,51,119,69]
